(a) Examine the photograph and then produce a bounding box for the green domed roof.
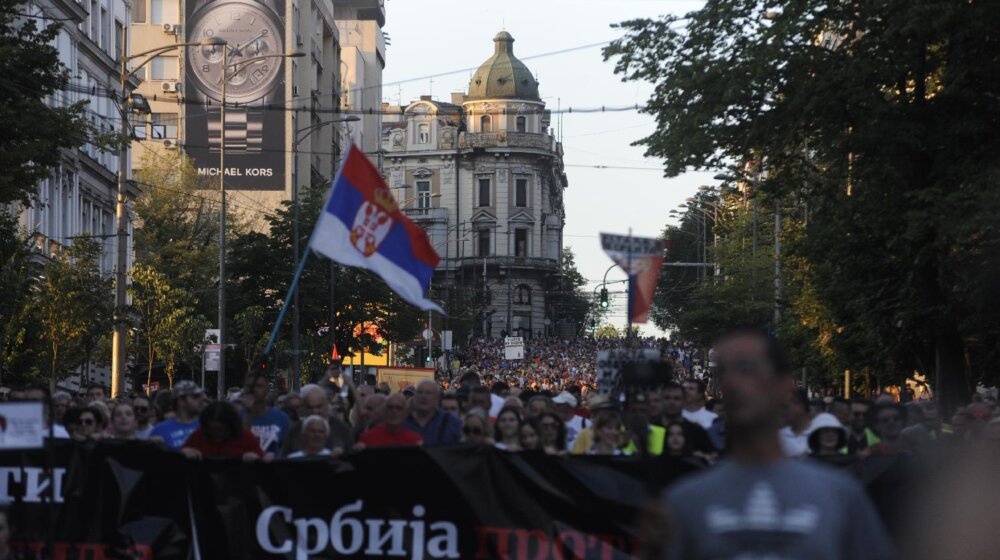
[467,31,540,101]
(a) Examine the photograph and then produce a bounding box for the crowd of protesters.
[6,331,1000,558]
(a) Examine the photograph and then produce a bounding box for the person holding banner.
[404,380,462,446]
[182,402,264,462]
[358,394,422,448]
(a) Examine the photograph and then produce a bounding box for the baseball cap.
[552,391,577,407]
[173,380,204,398]
[402,385,416,396]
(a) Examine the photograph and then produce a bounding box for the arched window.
[480,115,492,132]
[417,123,430,144]
[514,284,531,305]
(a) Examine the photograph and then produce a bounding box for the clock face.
[187,2,284,103]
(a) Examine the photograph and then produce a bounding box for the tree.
[606,0,1000,408]
[554,247,600,336]
[133,153,225,320]
[0,1,94,205]
[35,238,112,390]
[594,324,620,339]
[0,212,40,385]
[129,264,208,390]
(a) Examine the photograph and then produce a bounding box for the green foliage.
[554,247,600,336]
[129,263,205,389]
[35,238,112,390]
[0,1,93,205]
[608,0,1000,406]
[0,213,41,385]
[594,324,619,339]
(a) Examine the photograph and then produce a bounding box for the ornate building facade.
[381,31,568,339]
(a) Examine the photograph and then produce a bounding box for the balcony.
[460,132,556,152]
[401,206,447,223]
[453,255,559,271]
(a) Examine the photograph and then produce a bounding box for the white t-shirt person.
[683,407,718,430]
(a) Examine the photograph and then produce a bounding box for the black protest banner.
[2,441,681,559]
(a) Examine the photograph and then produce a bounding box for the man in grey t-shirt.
[660,330,894,560]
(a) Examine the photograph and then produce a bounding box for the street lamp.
[288,115,360,391]
[216,50,304,399]
[110,34,227,398]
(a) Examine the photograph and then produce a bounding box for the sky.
[382,0,712,336]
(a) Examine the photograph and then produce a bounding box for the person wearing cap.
[570,394,618,454]
[552,391,589,451]
[150,381,206,449]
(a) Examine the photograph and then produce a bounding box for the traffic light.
[599,287,609,309]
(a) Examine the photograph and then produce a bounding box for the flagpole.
[261,142,353,361]
[626,227,633,340]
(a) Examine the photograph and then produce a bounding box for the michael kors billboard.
[184,0,286,190]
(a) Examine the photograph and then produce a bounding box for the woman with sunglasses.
[64,407,99,442]
[110,403,139,440]
[494,407,523,451]
[461,411,493,445]
[538,412,567,455]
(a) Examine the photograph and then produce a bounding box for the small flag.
[600,233,666,324]
[311,145,443,312]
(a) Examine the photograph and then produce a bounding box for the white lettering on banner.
[0,466,66,503]
[256,501,459,559]
[196,167,275,177]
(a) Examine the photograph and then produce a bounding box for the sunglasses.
[463,427,483,436]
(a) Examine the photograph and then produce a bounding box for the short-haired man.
[132,396,155,440]
[440,394,461,418]
[659,330,894,559]
[353,393,386,439]
[653,383,717,456]
[85,384,106,404]
[281,384,353,457]
[681,378,718,429]
[243,373,291,456]
[25,386,69,439]
[846,399,879,453]
[404,380,462,445]
[552,391,588,450]
[150,381,205,449]
[358,393,422,448]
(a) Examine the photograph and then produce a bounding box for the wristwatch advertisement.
[184,0,286,190]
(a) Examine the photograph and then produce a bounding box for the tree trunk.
[147,344,155,396]
[935,323,969,416]
[50,339,58,393]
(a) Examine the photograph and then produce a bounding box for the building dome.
[467,31,540,101]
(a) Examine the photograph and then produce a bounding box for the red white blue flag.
[311,145,443,312]
[600,233,665,324]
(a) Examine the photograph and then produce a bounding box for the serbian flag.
[311,145,443,312]
[600,233,666,324]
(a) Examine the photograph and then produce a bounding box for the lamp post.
[216,51,304,399]
[288,116,359,390]
[110,33,228,398]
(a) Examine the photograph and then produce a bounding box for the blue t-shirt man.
[248,408,291,455]
[150,418,199,449]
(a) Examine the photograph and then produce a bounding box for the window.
[416,180,431,209]
[132,0,146,23]
[100,8,108,50]
[417,123,430,144]
[515,178,528,207]
[150,0,178,24]
[132,115,147,139]
[114,21,124,61]
[515,228,528,257]
[514,284,531,305]
[89,0,98,39]
[480,115,492,132]
[478,229,491,257]
[149,56,178,80]
[151,113,177,139]
[478,178,490,207]
[516,116,526,133]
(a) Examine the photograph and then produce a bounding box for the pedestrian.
[242,373,291,456]
[655,329,894,559]
[846,399,880,453]
[181,401,264,461]
[440,394,461,418]
[149,381,206,449]
[461,410,492,445]
[131,396,155,440]
[404,380,462,445]
[110,402,138,440]
[519,417,542,451]
[493,407,523,451]
[538,412,567,455]
[588,413,627,456]
[779,388,812,457]
[867,403,908,455]
[64,407,99,443]
[357,393,422,448]
[552,391,588,451]
[281,385,352,457]
[353,393,386,439]
[681,379,718,429]
[287,416,334,458]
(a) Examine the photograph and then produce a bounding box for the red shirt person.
[358,393,423,448]
[182,401,264,462]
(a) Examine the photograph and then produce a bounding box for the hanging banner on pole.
[600,233,666,324]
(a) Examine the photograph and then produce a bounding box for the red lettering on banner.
[512,529,550,560]
[476,526,514,559]
[554,530,587,560]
